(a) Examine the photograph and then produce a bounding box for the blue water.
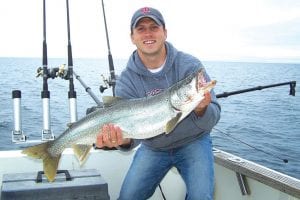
[0,57,299,179]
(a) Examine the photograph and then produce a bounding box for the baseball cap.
[131,7,165,30]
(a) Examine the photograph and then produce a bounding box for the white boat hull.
[0,148,299,200]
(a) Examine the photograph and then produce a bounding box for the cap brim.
[132,15,162,29]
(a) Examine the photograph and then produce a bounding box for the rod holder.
[68,91,78,123]
[11,90,26,142]
[41,91,54,140]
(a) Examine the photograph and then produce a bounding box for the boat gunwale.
[213,148,300,198]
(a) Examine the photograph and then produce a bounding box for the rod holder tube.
[12,90,22,132]
[41,91,54,140]
[11,90,26,142]
[68,91,77,123]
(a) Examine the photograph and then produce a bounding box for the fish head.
[170,68,216,112]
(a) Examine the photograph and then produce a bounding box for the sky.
[0,0,300,63]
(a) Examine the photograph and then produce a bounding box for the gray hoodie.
[115,42,221,150]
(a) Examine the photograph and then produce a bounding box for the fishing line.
[213,127,289,163]
[158,184,167,200]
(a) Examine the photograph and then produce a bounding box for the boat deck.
[0,148,299,200]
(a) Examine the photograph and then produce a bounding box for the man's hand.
[95,124,131,148]
[194,91,211,116]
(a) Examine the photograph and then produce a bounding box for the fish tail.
[22,142,61,182]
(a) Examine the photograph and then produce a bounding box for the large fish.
[22,68,216,182]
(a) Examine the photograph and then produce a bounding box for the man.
[96,7,221,200]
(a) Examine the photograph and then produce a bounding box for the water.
[0,57,299,179]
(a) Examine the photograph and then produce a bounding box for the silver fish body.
[22,68,216,182]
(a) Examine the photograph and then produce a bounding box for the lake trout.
[22,68,216,182]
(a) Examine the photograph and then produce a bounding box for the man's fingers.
[96,124,126,148]
[109,124,117,144]
[115,126,124,145]
[96,133,104,148]
[102,124,110,142]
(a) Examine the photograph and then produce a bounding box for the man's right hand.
[95,124,131,149]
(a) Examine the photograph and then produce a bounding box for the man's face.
[131,17,167,56]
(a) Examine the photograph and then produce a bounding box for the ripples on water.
[0,58,299,179]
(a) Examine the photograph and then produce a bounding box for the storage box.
[1,169,110,200]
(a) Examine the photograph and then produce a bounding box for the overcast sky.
[1,0,300,63]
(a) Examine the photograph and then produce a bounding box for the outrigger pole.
[66,0,78,123]
[216,81,296,98]
[41,0,54,141]
[100,0,116,96]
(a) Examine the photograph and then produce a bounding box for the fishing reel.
[99,75,109,93]
[36,64,69,80]
[100,74,116,93]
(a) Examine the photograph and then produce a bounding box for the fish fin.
[165,112,182,134]
[72,144,92,165]
[22,142,60,182]
[102,96,123,107]
[44,154,61,182]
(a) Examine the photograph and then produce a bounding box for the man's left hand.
[194,91,211,116]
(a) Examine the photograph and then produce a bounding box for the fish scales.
[116,94,176,138]
[22,68,216,182]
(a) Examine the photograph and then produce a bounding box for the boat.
[0,147,299,199]
[1,1,299,200]
[1,68,299,199]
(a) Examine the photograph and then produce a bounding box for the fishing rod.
[216,81,296,98]
[66,0,78,123]
[41,0,54,141]
[100,0,116,96]
[214,81,296,163]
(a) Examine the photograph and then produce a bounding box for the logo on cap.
[141,7,151,14]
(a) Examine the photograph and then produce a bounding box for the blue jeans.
[118,134,214,200]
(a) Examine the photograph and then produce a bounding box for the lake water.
[0,57,299,179]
